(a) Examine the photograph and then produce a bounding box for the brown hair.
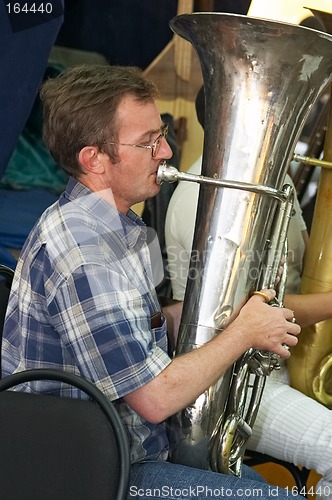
[40,64,158,177]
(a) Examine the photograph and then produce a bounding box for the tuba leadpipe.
[165,12,332,476]
[157,162,290,201]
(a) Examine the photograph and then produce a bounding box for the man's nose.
[159,137,173,159]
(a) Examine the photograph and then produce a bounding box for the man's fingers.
[252,288,276,303]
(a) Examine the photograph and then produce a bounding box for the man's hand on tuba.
[232,288,301,359]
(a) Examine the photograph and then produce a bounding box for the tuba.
[288,9,332,408]
[161,12,332,476]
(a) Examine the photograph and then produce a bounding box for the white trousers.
[247,367,332,499]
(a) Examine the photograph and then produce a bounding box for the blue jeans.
[129,461,304,499]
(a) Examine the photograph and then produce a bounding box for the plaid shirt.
[2,178,171,463]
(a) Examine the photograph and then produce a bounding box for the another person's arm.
[285,292,332,328]
[284,229,332,328]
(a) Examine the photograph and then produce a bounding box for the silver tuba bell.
[162,13,332,476]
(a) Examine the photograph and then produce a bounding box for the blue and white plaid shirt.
[2,178,171,463]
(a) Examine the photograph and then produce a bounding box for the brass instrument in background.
[162,12,332,476]
[288,9,332,408]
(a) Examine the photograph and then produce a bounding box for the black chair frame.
[245,450,311,497]
[0,264,15,282]
[0,264,14,376]
[0,368,130,500]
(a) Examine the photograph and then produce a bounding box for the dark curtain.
[56,0,178,70]
[0,0,64,178]
[56,0,251,70]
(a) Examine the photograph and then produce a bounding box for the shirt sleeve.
[285,173,307,233]
[292,190,307,233]
[165,181,200,301]
[284,174,307,293]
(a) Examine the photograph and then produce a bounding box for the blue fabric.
[0,188,58,267]
[129,461,304,499]
[0,1,64,177]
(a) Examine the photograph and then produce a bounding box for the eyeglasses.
[106,123,168,158]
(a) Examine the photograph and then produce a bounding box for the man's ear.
[78,146,108,173]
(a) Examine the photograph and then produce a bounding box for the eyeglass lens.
[152,125,168,157]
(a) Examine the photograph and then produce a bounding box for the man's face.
[104,95,173,214]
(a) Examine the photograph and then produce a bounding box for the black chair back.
[0,264,14,335]
[0,265,14,377]
[0,369,130,500]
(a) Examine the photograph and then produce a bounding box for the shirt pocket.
[150,312,167,351]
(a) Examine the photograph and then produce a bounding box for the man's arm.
[284,291,332,328]
[284,229,332,328]
[124,289,300,423]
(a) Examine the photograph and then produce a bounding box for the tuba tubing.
[288,6,332,409]
[288,88,332,408]
[166,12,332,476]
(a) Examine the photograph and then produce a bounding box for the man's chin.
[149,181,161,198]
[154,182,161,196]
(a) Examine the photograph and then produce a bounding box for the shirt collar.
[62,177,147,248]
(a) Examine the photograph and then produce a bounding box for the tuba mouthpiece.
[156,162,180,185]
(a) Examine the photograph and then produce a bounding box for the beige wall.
[157,98,204,172]
[248,0,332,24]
